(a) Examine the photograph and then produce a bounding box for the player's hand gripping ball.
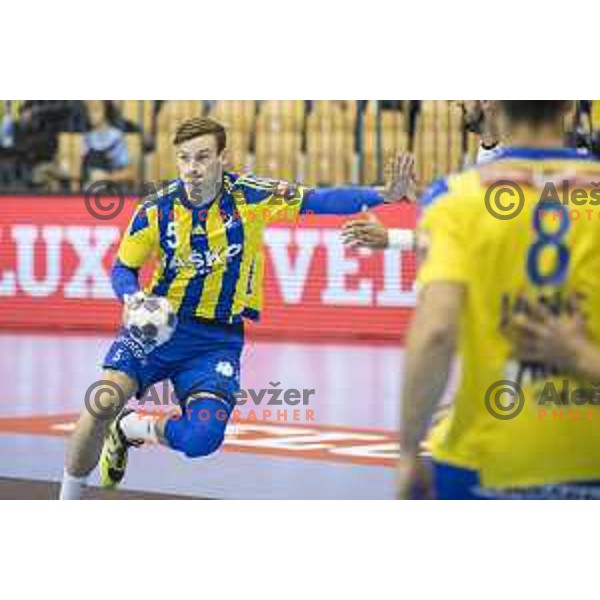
[124,293,177,348]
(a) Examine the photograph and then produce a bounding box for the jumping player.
[59,116,407,499]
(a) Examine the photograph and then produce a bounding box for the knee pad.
[164,396,231,459]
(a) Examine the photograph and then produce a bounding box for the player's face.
[176,134,225,204]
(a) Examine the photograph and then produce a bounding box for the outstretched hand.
[341,208,389,250]
[382,152,417,204]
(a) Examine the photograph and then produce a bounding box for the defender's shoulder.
[420,176,450,208]
[420,169,483,217]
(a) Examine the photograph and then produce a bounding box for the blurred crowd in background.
[0,100,598,194]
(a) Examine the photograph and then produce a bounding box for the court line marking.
[0,413,400,468]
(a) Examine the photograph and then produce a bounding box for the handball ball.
[126,295,176,347]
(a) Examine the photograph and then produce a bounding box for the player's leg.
[100,391,232,491]
[108,325,243,463]
[112,392,232,455]
[156,392,232,457]
[157,339,241,457]
[116,374,238,458]
[95,329,177,490]
[60,325,162,499]
[60,369,137,500]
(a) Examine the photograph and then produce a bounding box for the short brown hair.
[173,117,227,153]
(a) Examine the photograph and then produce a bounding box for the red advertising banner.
[0,195,417,340]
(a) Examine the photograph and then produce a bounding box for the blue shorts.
[432,462,483,500]
[103,318,244,406]
[432,461,600,500]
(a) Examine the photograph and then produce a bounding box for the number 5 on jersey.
[166,222,179,249]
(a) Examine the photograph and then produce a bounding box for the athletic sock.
[59,471,87,500]
[119,411,158,444]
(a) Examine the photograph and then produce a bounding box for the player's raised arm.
[299,152,415,216]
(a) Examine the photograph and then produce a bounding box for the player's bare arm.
[298,150,417,216]
[397,282,465,499]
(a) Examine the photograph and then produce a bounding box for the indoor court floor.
[0,332,406,499]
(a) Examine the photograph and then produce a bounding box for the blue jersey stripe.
[215,195,245,321]
[129,209,149,235]
[151,197,176,297]
[178,207,210,318]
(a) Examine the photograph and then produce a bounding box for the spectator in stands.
[82,100,132,186]
[106,100,154,153]
[0,101,18,188]
[148,100,166,153]
[6,100,87,191]
[104,101,141,134]
[335,100,422,151]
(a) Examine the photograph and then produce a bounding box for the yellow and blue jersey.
[106,172,383,406]
[117,172,308,324]
[418,147,600,488]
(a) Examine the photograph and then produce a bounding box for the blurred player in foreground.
[60,117,408,500]
[397,100,600,500]
[342,101,501,251]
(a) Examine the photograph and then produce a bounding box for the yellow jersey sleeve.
[117,202,159,269]
[417,196,473,287]
[236,175,308,224]
[261,181,307,222]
